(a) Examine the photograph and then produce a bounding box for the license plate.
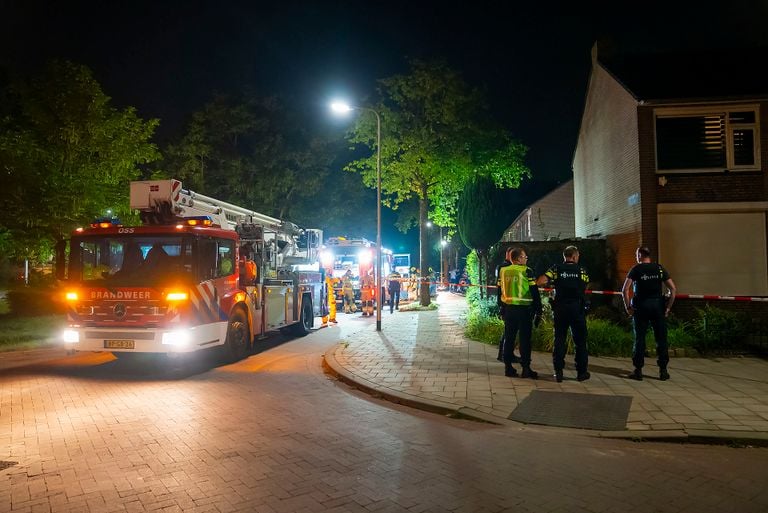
[104,339,135,349]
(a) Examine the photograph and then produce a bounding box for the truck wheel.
[292,295,313,337]
[223,310,250,363]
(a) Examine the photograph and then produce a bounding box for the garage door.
[658,205,768,296]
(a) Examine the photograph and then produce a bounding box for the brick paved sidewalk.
[324,291,768,442]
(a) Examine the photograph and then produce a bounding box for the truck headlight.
[162,330,190,346]
[63,330,79,343]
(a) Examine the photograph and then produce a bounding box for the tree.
[164,94,361,227]
[456,176,517,298]
[0,60,160,263]
[343,60,529,305]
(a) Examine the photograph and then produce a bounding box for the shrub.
[465,295,503,343]
[465,306,504,345]
[5,286,66,317]
[586,318,634,357]
[665,316,697,350]
[531,314,558,352]
[589,303,631,330]
[691,304,750,353]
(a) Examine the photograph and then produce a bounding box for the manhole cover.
[509,390,632,431]
[0,461,18,471]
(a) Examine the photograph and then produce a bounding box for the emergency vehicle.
[392,253,411,277]
[319,237,392,306]
[58,179,324,362]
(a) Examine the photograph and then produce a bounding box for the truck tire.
[292,295,313,337]
[222,309,250,363]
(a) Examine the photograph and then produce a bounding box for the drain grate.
[509,390,633,431]
[0,461,18,472]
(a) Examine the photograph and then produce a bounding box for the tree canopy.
[457,175,518,295]
[0,60,160,262]
[163,94,372,235]
[342,59,529,304]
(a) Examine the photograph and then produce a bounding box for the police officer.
[537,245,590,382]
[387,270,402,313]
[622,246,677,381]
[498,247,541,378]
[495,249,520,363]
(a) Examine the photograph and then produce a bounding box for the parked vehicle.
[58,179,323,362]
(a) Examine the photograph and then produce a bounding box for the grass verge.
[0,314,66,352]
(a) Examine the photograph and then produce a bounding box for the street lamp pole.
[439,226,444,290]
[373,109,382,331]
[330,101,382,331]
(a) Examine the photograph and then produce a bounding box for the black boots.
[505,364,538,379]
[630,368,669,381]
[504,364,518,377]
[553,370,590,382]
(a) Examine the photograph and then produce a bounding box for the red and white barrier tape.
[392,279,768,302]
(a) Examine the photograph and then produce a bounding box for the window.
[198,238,235,279]
[74,236,193,283]
[655,106,759,172]
[217,240,235,276]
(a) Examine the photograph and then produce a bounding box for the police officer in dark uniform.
[537,245,590,382]
[622,246,677,381]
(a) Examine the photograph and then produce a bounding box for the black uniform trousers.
[503,304,533,367]
[388,289,400,313]
[632,297,669,370]
[552,301,588,374]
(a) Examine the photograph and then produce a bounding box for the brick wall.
[573,55,642,279]
[657,172,765,202]
[638,106,659,258]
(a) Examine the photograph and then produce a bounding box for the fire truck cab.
[58,179,323,362]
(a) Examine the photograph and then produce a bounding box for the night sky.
[2,0,767,259]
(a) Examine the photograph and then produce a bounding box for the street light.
[330,100,383,331]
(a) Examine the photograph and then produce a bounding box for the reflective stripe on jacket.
[499,264,536,305]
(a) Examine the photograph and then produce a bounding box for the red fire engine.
[59,179,323,362]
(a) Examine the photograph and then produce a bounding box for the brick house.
[573,44,768,299]
[502,180,575,242]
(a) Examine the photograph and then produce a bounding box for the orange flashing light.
[184,216,213,227]
[65,291,78,301]
[165,291,189,302]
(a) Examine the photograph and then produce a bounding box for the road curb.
[323,343,768,446]
[322,343,505,425]
[593,429,768,447]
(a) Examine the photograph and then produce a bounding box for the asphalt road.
[1,315,767,512]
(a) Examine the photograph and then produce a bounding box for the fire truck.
[319,237,392,306]
[58,179,324,362]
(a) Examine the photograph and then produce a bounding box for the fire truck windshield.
[70,234,235,285]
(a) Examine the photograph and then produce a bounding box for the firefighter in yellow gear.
[341,270,357,313]
[321,270,338,326]
[360,269,375,316]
